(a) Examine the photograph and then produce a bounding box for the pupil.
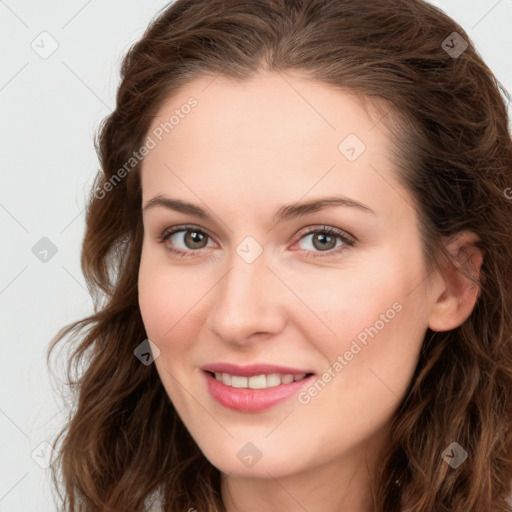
[187,231,206,248]
[314,233,335,250]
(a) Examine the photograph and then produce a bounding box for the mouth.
[204,370,314,389]
[201,368,316,413]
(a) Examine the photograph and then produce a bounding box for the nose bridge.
[207,247,285,342]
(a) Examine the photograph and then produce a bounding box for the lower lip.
[203,371,315,412]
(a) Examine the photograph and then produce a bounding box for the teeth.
[212,372,309,389]
[266,373,282,387]
[231,376,248,388]
[248,374,267,389]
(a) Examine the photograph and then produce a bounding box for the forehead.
[145,71,388,155]
[141,71,414,224]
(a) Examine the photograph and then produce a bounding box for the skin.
[137,70,483,512]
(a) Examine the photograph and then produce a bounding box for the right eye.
[157,225,217,258]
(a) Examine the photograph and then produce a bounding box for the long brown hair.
[47,0,512,510]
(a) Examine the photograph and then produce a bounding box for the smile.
[202,370,316,413]
[210,371,309,389]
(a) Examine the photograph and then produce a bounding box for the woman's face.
[138,71,438,480]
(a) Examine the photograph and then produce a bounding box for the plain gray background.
[1,0,511,510]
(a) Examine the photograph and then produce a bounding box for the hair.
[46,0,512,510]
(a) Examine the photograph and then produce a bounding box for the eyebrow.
[142,194,376,223]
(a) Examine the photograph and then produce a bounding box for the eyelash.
[156,224,356,259]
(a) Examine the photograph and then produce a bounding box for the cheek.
[137,249,208,359]
[292,281,424,445]
[284,261,401,346]
[137,257,196,410]
[296,254,426,389]
[138,248,182,342]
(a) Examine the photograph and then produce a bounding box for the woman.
[47,0,512,510]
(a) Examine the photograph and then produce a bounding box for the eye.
[292,225,355,258]
[157,224,216,259]
[157,224,356,259]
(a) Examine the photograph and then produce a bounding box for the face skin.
[137,70,483,512]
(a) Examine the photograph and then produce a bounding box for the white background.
[1,0,511,510]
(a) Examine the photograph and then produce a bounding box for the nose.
[205,251,287,345]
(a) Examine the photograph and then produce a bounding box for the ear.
[428,231,485,332]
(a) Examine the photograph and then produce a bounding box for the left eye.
[300,231,344,252]
[157,225,355,259]
[292,226,355,257]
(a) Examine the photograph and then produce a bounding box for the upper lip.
[201,362,315,377]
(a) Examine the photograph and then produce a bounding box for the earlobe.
[427,231,485,333]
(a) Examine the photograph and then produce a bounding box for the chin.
[197,438,307,479]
